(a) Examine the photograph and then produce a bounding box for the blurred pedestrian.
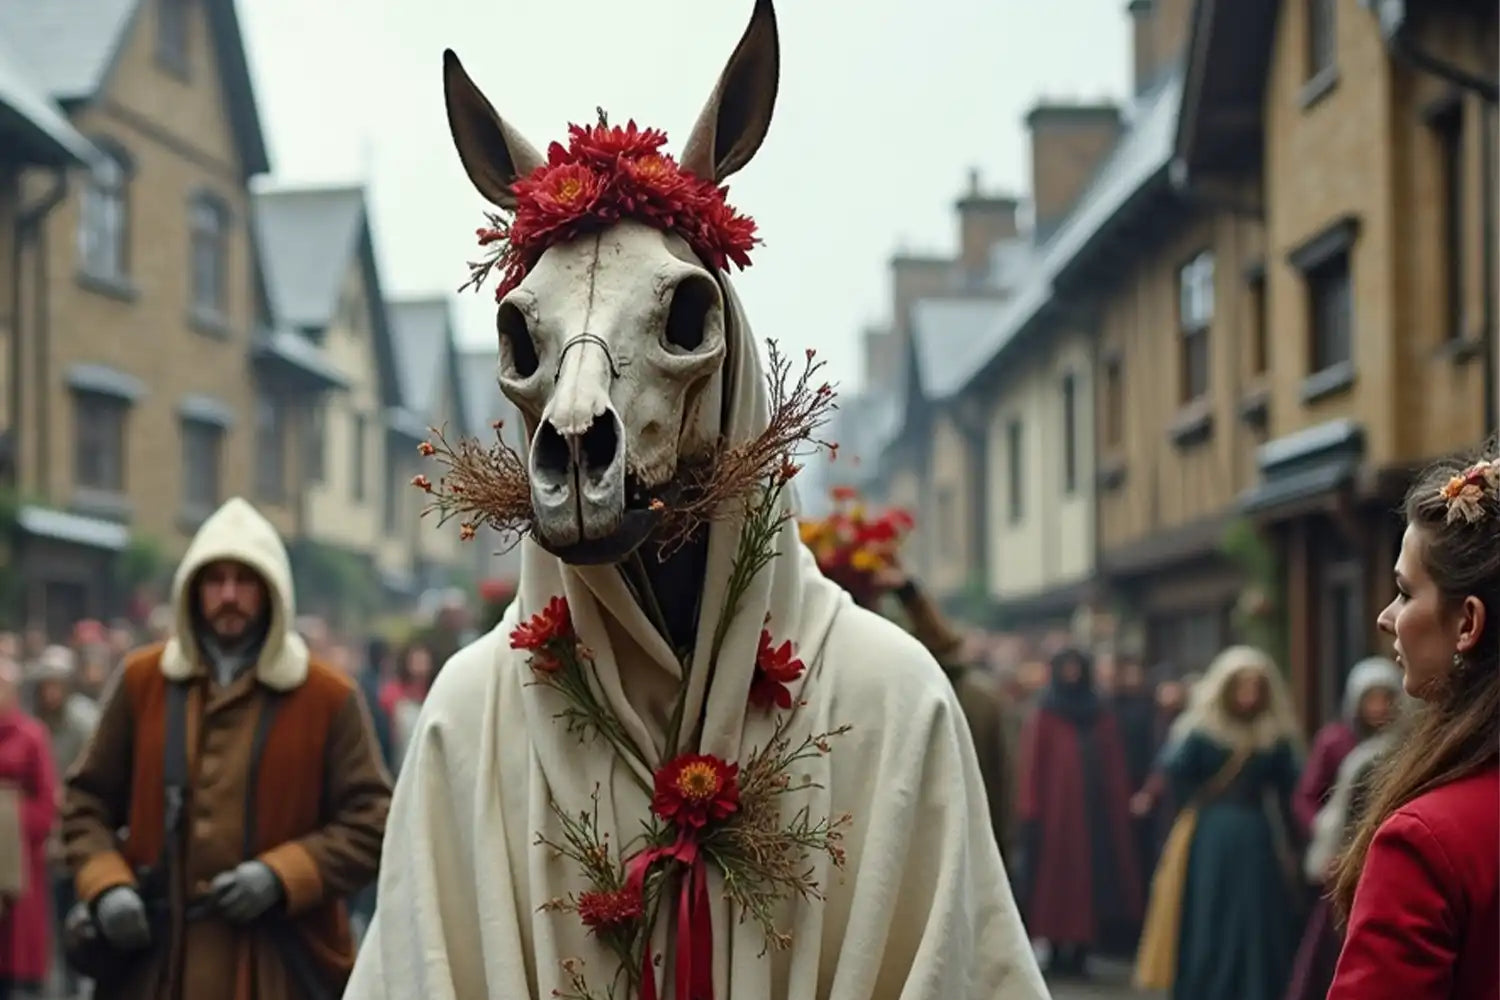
[1135,646,1303,1000]
[1017,647,1143,977]
[0,655,58,1000]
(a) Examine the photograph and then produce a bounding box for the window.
[1178,251,1214,402]
[1307,251,1353,372]
[1103,356,1123,448]
[1060,372,1079,494]
[78,147,130,282]
[1005,418,1024,524]
[157,0,189,72]
[189,195,229,318]
[256,393,286,501]
[1249,273,1269,375]
[1306,0,1336,80]
[935,485,957,560]
[73,394,127,492]
[384,456,404,532]
[305,404,326,483]
[181,421,222,512]
[351,413,367,502]
[1433,101,1466,341]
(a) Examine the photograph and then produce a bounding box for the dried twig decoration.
[414,339,838,558]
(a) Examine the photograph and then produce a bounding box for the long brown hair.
[1332,447,1500,917]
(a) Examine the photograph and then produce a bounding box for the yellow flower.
[849,548,883,572]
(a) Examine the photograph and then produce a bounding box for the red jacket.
[1328,764,1499,1000]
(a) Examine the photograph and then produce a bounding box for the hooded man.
[60,498,392,1000]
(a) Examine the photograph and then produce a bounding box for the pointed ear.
[442,50,546,210]
[680,0,780,184]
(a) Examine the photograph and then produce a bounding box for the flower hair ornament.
[460,109,760,301]
[1439,457,1500,525]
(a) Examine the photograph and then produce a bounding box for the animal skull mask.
[443,0,781,566]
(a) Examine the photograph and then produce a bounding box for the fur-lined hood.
[160,498,308,691]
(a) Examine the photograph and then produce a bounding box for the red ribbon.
[625,829,715,1000]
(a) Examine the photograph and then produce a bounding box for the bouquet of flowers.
[798,487,915,606]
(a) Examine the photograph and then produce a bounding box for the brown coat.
[893,583,1015,858]
[62,643,391,1000]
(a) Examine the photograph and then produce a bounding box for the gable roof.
[0,0,271,177]
[253,186,366,329]
[1174,0,1280,179]
[0,33,98,166]
[911,296,1012,402]
[389,297,471,436]
[253,184,410,414]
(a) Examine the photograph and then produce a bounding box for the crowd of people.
[0,444,1491,999]
[870,452,1496,1000]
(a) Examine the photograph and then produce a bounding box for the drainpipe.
[1369,0,1499,103]
[1369,0,1499,432]
[12,169,69,495]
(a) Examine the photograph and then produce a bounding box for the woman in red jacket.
[1328,449,1500,1000]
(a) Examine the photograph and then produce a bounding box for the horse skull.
[443,0,780,564]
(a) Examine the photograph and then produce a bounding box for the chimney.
[1129,0,1155,95]
[955,167,1020,285]
[1128,0,1193,96]
[1026,102,1122,242]
[862,326,901,393]
[889,253,952,340]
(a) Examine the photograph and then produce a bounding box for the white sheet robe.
[345,280,1045,1000]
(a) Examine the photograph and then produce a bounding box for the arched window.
[190,193,230,317]
[77,142,132,282]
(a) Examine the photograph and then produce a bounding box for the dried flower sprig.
[536,790,667,997]
[510,599,654,789]
[414,421,533,548]
[703,715,853,955]
[653,340,838,558]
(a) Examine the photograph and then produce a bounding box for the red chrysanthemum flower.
[576,885,643,932]
[509,596,572,651]
[650,753,740,830]
[749,630,805,710]
[470,113,760,300]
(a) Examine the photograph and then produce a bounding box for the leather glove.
[94,886,152,951]
[211,861,284,924]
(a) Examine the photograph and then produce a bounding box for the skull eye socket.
[662,275,718,354]
[498,302,539,378]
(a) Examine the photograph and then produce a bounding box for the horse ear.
[680,0,780,184]
[443,50,546,210]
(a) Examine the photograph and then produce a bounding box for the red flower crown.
[462,111,760,301]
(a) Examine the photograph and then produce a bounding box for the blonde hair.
[1170,645,1303,752]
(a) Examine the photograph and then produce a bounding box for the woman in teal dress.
[1165,646,1305,1000]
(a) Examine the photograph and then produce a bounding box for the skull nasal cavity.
[535,411,621,479]
[498,302,539,377]
[664,276,718,353]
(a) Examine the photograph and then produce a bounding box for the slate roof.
[0,0,271,176]
[389,298,471,436]
[253,187,366,329]
[0,34,97,166]
[911,296,1012,401]
[456,346,525,450]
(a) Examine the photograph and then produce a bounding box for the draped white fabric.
[344,283,1046,1000]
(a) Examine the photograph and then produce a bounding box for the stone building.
[0,0,341,630]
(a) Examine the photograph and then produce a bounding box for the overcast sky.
[239,0,1128,394]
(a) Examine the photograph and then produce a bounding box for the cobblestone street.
[1046,958,1163,999]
